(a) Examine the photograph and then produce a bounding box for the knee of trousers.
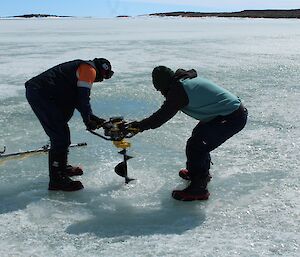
[186,137,208,158]
[186,138,211,172]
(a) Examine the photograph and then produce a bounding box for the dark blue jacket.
[25,59,96,123]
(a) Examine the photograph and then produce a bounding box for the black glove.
[86,114,106,131]
[127,121,141,134]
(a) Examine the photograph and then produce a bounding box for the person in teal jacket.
[130,66,248,201]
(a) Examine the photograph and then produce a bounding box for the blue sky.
[1,0,299,17]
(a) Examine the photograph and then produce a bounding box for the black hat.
[93,58,114,80]
[152,66,174,94]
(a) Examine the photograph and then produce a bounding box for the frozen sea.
[0,17,299,257]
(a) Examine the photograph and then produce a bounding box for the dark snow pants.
[186,104,248,179]
[25,85,71,153]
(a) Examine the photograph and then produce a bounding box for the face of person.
[154,86,168,98]
[101,69,114,80]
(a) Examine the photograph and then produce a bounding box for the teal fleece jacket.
[138,69,241,131]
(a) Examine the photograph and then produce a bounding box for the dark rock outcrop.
[150,9,300,19]
[10,14,72,18]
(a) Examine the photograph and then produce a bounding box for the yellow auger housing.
[113,139,131,149]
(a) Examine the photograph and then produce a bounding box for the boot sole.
[172,190,210,201]
[48,183,84,191]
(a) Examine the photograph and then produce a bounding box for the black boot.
[48,150,84,191]
[172,173,210,201]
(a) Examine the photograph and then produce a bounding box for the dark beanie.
[93,58,112,73]
[152,66,175,92]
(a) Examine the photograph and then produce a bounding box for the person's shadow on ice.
[66,185,207,237]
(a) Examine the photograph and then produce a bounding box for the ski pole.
[0,142,87,159]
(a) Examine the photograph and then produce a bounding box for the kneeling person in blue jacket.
[25,58,114,191]
[131,66,248,201]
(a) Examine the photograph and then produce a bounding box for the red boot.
[65,165,83,176]
[172,186,210,201]
[179,169,212,182]
[178,169,191,180]
[172,175,210,201]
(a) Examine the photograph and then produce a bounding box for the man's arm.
[138,83,189,131]
[75,63,96,123]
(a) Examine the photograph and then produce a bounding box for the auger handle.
[87,129,112,141]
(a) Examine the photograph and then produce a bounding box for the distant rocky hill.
[9,14,72,18]
[150,9,300,19]
[3,10,300,19]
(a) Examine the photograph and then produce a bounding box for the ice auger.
[88,117,138,183]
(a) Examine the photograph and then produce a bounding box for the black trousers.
[186,104,248,179]
[25,86,71,153]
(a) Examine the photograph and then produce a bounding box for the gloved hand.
[127,121,141,134]
[86,114,106,131]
